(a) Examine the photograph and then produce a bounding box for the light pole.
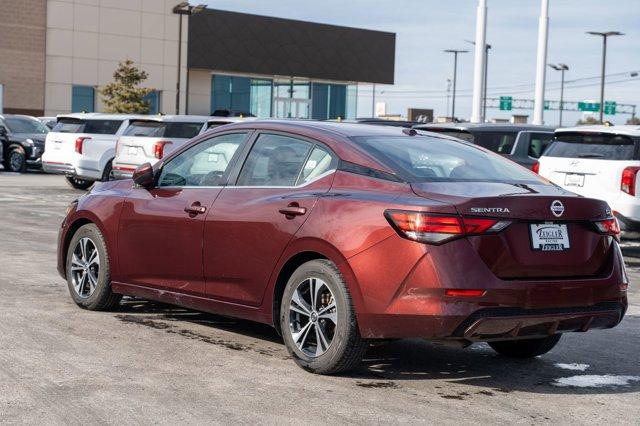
[445,78,452,120]
[172,2,206,115]
[466,39,491,122]
[548,63,569,126]
[444,49,468,122]
[587,31,624,123]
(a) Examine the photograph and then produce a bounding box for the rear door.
[203,132,337,305]
[117,131,250,294]
[539,132,639,203]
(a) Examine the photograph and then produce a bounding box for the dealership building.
[0,0,395,119]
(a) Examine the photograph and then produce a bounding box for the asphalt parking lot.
[1,173,639,424]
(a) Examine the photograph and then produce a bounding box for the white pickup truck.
[537,125,640,236]
[42,113,139,189]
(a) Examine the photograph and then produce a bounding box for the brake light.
[621,166,640,196]
[445,289,486,298]
[531,161,540,174]
[153,141,172,159]
[115,138,123,155]
[385,210,511,244]
[75,136,91,154]
[594,217,621,240]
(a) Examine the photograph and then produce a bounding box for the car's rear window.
[52,118,123,135]
[206,121,232,130]
[473,131,519,154]
[352,135,543,183]
[545,132,636,160]
[422,129,475,143]
[123,121,203,138]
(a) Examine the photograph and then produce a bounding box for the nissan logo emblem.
[551,200,565,217]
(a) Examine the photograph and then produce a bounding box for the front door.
[203,132,336,305]
[117,132,249,295]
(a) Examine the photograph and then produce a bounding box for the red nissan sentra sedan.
[57,121,628,374]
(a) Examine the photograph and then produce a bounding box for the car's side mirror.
[132,163,155,189]
[0,125,7,137]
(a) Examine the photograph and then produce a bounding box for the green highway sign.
[604,101,617,115]
[544,100,550,110]
[499,96,513,111]
[578,101,600,112]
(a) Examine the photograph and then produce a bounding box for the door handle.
[279,202,307,218]
[185,202,206,215]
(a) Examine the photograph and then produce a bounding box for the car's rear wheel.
[488,334,561,358]
[5,147,26,173]
[280,259,368,374]
[101,160,114,182]
[66,223,121,311]
[66,175,94,190]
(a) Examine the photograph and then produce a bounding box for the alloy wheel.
[9,151,24,171]
[70,237,100,299]
[288,277,338,357]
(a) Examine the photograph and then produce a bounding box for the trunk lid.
[411,181,613,279]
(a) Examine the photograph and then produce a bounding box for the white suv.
[537,125,640,236]
[112,116,250,179]
[42,113,138,189]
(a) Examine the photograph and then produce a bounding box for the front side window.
[353,135,544,184]
[158,133,247,187]
[237,134,313,186]
[474,131,518,153]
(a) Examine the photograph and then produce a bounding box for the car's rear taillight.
[384,210,511,244]
[115,138,123,155]
[75,136,91,154]
[594,217,621,241]
[621,166,640,195]
[531,161,540,174]
[153,141,172,159]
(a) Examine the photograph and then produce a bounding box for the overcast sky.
[203,0,640,125]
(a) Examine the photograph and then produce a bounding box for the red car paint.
[58,121,627,342]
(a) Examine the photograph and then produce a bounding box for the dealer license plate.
[127,146,138,155]
[530,222,570,251]
[564,173,585,187]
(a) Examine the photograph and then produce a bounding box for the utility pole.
[466,39,491,122]
[470,0,487,123]
[172,2,206,115]
[548,63,569,126]
[533,0,550,125]
[445,78,452,119]
[444,50,468,122]
[587,31,624,123]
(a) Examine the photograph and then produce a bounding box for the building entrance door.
[273,79,311,119]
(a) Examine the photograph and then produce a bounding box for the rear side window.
[528,133,554,158]
[473,131,518,154]
[51,119,122,135]
[123,121,203,138]
[545,133,636,160]
[237,134,313,186]
[352,135,543,184]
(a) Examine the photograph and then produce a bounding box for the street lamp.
[548,63,569,126]
[172,2,206,114]
[444,49,468,121]
[586,31,624,123]
[466,39,491,122]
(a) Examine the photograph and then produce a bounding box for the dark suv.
[414,123,555,169]
[0,114,49,172]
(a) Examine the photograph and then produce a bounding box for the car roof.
[56,113,142,121]
[414,122,555,132]
[0,114,41,120]
[207,117,257,124]
[231,119,417,137]
[555,125,640,137]
[128,115,210,123]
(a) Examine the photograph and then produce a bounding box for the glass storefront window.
[71,85,95,113]
[143,91,161,114]
[250,79,272,118]
[311,83,347,120]
[346,85,358,119]
[211,74,273,118]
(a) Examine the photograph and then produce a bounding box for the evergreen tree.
[99,60,153,114]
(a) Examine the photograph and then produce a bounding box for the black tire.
[488,334,561,358]
[101,160,114,182]
[5,147,26,173]
[65,223,121,311]
[66,175,94,190]
[280,259,368,374]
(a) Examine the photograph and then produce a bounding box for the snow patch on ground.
[552,375,640,388]
[554,363,590,371]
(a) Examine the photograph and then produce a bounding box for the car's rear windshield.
[206,121,231,130]
[52,118,123,135]
[422,129,475,143]
[123,121,203,138]
[4,117,49,134]
[352,135,543,184]
[545,132,636,160]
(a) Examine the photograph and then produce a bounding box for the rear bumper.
[614,211,640,233]
[111,164,136,180]
[42,161,75,175]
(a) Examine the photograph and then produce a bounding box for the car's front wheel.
[66,176,94,190]
[488,334,561,358]
[5,147,26,173]
[66,223,121,311]
[280,259,368,374]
